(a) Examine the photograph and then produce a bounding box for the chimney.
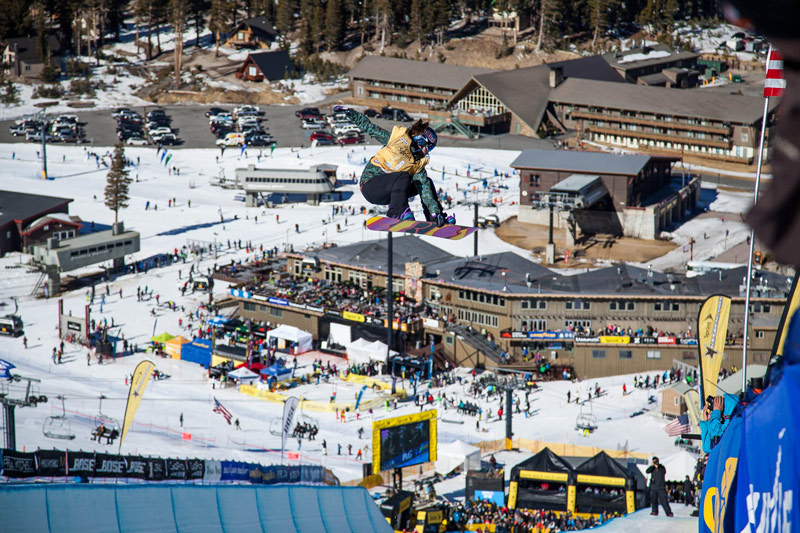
[549,67,564,88]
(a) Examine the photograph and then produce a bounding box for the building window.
[592,349,606,359]
[682,351,697,360]
[358,87,363,95]
[324,266,342,282]
[619,350,633,359]
[521,299,546,310]
[565,299,591,310]
[445,336,454,345]
[609,301,635,311]
[647,350,662,359]
[456,309,498,328]
[742,132,749,143]
[565,319,592,329]
[751,302,771,313]
[654,302,680,311]
[529,175,540,187]
[755,330,766,339]
[521,319,547,331]
[270,307,283,318]
[294,262,301,276]
[243,302,256,311]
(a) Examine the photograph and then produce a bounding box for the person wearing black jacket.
[646,456,673,517]
[682,475,694,506]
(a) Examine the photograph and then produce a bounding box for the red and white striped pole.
[742,44,785,394]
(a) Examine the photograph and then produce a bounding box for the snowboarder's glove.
[333,105,349,113]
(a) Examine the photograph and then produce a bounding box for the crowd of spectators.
[441,500,614,532]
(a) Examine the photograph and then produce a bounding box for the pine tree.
[325,0,344,51]
[208,0,232,57]
[310,5,324,54]
[409,0,424,44]
[104,143,132,224]
[171,0,189,86]
[275,0,295,37]
[0,0,32,39]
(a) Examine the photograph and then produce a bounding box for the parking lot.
[0,103,555,151]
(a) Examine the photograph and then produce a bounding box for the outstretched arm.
[412,170,442,217]
[343,108,390,144]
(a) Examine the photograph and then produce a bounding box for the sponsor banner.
[575,336,601,343]
[288,302,306,310]
[120,359,156,450]
[166,458,188,480]
[229,289,252,299]
[288,465,302,483]
[369,317,383,325]
[519,470,569,482]
[680,338,698,345]
[501,331,528,339]
[2,450,36,478]
[220,460,251,482]
[203,460,222,482]
[634,336,658,345]
[125,456,149,479]
[343,310,366,323]
[658,336,677,345]
[575,474,627,486]
[35,450,66,477]
[145,457,166,481]
[66,321,82,332]
[251,294,267,302]
[423,318,440,329]
[67,451,96,477]
[267,297,289,306]
[600,335,630,344]
[282,397,300,458]
[698,295,732,399]
[187,458,204,480]
[93,453,128,478]
[530,331,574,340]
[325,309,341,317]
[306,305,323,313]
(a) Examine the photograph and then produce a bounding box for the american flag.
[764,48,786,98]
[213,397,233,425]
[665,414,691,437]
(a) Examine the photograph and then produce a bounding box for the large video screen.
[379,420,430,470]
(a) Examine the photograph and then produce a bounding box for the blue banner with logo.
[700,409,743,533]
[733,365,800,533]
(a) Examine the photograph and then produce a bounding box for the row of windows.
[68,240,133,258]
[592,349,663,359]
[520,299,547,310]
[458,289,505,307]
[457,309,498,328]
[565,300,591,310]
[243,301,283,318]
[246,177,325,184]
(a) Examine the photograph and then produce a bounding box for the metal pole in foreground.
[40,113,48,180]
[387,232,393,385]
[474,203,479,257]
[741,51,773,395]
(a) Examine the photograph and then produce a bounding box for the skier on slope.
[333,105,455,226]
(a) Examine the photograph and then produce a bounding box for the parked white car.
[126,136,149,146]
[333,123,362,136]
[148,126,173,137]
[301,119,327,129]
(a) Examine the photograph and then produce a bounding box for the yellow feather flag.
[773,276,799,359]
[697,295,732,399]
[119,359,156,452]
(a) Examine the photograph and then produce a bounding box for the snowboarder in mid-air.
[333,105,454,226]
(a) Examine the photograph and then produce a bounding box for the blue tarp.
[0,484,392,533]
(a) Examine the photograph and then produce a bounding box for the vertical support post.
[41,114,48,180]
[3,403,16,451]
[505,388,513,449]
[473,203,478,257]
[548,203,554,245]
[387,232,394,393]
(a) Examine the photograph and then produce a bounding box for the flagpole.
[741,44,774,397]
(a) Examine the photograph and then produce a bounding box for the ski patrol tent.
[266,325,313,354]
[435,440,482,475]
[165,336,191,359]
[508,448,575,511]
[573,451,637,514]
[228,366,260,384]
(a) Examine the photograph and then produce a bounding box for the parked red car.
[337,132,363,145]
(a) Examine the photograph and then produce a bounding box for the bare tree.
[171,0,189,85]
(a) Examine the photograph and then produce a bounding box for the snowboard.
[366,216,478,240]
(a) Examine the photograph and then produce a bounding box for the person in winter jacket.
[646,456,673,517]
[698,392,739,453]
[333,105,454,226]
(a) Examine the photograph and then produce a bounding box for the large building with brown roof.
[348,56,494,111]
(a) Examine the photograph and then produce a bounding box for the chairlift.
[575,403,598,433]
[93,394,120,430]
[43,395,76,440]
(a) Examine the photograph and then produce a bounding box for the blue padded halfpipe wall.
[0,484,392,533]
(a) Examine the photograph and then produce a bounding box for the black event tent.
[573,451,635,514]
[509,448,574,511]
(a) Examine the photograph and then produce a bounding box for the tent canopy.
[151,332,175,344]
[228,366,260,382]
[266,325,313,353]
[435,440,482,475]
[347,338,396,365]
[512,448,574,478]
[575,451,632,481]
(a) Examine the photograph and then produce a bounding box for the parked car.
[126,136,149,146]
[310,131,334,141]
[337,132,363,145]
[152,133,178,145]
[111,108,133,119]
[295,107,320,118]
[381,106,412,121]
[364,109,381,118]
[246,134,272,146]
[333,123,362,136]
[301,118,327,129]
[148,126,173,137]
[26,132,55,143]
[313,137,336,146]
[205,107,227,117]
[9,125,27,136]
[56,130,80,143]
[216,133,245,147]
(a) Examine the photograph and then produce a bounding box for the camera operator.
[646,456,673,517]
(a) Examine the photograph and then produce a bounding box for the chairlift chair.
[94,394,120,430]
[43,395,76,440]
[575,403,598,432]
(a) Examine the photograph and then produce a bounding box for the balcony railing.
[571,111,731,136]
[588,125,732,149]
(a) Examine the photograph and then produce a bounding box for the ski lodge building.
[226,237,789,379]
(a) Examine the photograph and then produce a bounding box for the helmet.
[422,127,437,150]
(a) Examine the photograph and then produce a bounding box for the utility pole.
[40,112,48,180]
[473,203,479,257]
[387,232,394,393]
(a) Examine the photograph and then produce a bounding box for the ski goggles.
[412,135,434,153]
